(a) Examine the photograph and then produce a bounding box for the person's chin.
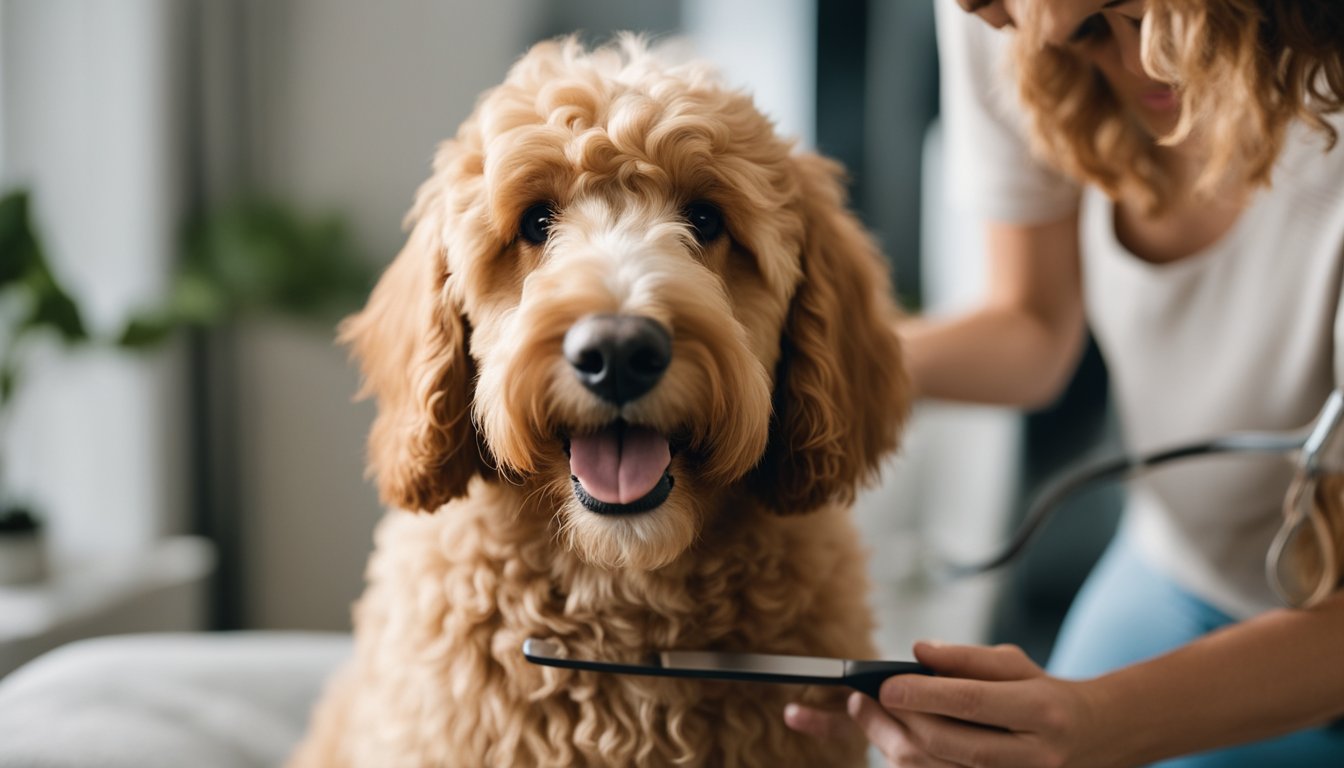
[1131,106,1183,143]
[1132,96,1182,139]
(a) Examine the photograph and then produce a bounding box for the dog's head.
[344,36,908,571]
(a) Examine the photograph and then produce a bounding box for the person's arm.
[787,592,1344,767]
[902,212,1087,409]
[915,0,1086,409]
[1077,592,1344,764]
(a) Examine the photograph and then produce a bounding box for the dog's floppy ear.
[748,153,910,514]
[339,173,487,513]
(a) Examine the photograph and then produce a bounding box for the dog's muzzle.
[564,314,675,514]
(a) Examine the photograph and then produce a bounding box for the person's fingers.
[893,708,1060,768]
[913,641,1043,681]
[783,702,858,741]
[879,674,1047,732]
[848,694,965,768]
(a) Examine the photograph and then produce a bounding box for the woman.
[786,0,1344,765]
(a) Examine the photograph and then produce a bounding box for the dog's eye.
[684,201,725,243]
[519,202,556,244]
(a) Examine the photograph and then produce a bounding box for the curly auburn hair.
[1013,0,1344,212]
[1302,475,1344,607]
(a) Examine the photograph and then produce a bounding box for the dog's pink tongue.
[570,425,671,505]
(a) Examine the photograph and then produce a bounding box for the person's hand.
[956,0,1016,29]
[785,641,1112,768]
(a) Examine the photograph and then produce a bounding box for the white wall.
[0,0,188,558]
[233,0,544,629]
[851,122,1023,653]
[683,0,816,148]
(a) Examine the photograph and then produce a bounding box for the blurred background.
[0,0,1119,679]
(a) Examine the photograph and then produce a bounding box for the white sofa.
[0,632,349,768]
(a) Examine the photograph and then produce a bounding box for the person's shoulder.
[1276,111,1344,201]
[936,0,1023,120]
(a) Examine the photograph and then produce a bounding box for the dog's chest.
[356,504,872,766]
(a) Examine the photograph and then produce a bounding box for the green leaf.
[2,189,89,345]
[167,270,230,325]
[9,192,375,355]
[24,277,89,343]
[117,314,179,349]
[177,200,375,325]
[0,365,15,407]
[0,191,38,287]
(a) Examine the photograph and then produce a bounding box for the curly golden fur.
[290,35,909,767]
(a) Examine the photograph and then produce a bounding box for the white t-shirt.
[935,0,1344,618]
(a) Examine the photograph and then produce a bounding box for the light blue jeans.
[1048,535,1344,767]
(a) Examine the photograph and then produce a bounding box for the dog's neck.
[440,478,833,656]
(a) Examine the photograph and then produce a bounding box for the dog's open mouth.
[567,420,674,515]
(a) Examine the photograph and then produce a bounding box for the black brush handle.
[524,639,933,696]
[843,660,934,699]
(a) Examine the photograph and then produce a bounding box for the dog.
[290,35,909,768]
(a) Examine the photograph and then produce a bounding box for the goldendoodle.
[292,34,909,768]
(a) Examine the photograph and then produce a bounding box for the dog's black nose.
[563,314,672,404]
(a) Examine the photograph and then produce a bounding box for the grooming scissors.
[945,389,1344,607]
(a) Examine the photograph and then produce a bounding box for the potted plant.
[0,191,89,586]
[0,506,46,585]
[0,189,374,587]
[117,198,375,347]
